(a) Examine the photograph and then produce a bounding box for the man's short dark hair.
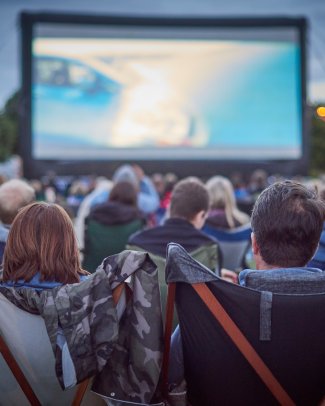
[170,177,209,221]
[251,180,325,268]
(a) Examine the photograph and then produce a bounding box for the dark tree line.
[0,91,19,161]
[310,106,325,173]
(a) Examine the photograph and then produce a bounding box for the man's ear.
[191,210,206,229]
[251,232,259,255]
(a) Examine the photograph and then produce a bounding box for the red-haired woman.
[1,202,88,289]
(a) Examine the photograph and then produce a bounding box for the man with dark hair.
[128,177,219,267]
[239,180,325,286]
[129,177,225,332]
[169,180,325,387]
[169,177,209,227]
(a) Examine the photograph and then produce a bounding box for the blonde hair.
[206,176,249,228]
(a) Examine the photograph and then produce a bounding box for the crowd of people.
[1,164,325,282]
[0,162,325,403]
[1,164,324,270]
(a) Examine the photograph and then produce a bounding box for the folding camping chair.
[127,243,220,329]
[0,283,125,406]
[162,243,325,405]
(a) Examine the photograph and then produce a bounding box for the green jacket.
[83,218,144,272]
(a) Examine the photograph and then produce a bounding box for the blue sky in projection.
[200,43,301,148]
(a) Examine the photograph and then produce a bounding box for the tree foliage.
[310,105,325,174]
[0,91,19,162]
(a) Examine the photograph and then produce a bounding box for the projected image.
[32,36,302,160]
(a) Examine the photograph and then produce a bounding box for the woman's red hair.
[2,202,87,284]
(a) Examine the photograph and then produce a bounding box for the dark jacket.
[83,202,144,272]
[128,217,217,257]
[205,210,242,229]
[88,201,142,226]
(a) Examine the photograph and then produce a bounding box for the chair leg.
[0,335,41,406]
[72,378,90,406]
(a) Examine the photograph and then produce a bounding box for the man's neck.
[255,256,282,270]
[255,257,306,270]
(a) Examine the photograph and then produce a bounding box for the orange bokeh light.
[316,106,325,118]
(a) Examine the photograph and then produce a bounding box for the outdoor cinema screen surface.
[31,22,303,161]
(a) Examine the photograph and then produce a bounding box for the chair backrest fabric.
[203,223,251,271]
[0,292,78,405]
[166,243,325,406]
[83,219,143,272]
[128,243,219,328]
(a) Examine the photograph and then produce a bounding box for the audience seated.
[75,165,159,250]
[153,172,178,226]
[3,162,325,404]
[83,181,145,272]
[128,177,221,325]
[0,202,162,404]
[169,180,325,389]
[0,201,91,404]
[128,177,220,271]
[247,168,269,199]
[205,175,250,229]
[65,179,89,217]
[240,180,325,288]
[203,175,251,271]
[74,176,113,250]
[89,164,159,214]
[1,202,88,289]
[166,243,325,405]
[0,179,35,263]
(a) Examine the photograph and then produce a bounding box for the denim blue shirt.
[1,272,89,291]
[0,223,10,243]
[239,267,322,286]
[0,224,9,263]
[308,223,325,270]
[239,267,324,294]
